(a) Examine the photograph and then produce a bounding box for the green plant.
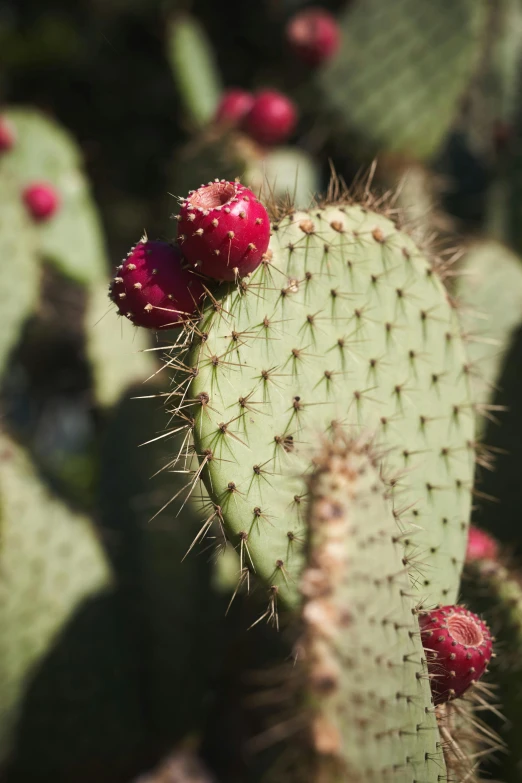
[144,183,496,780]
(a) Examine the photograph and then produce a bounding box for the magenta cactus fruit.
[242,90,297,146]
[215,88,254,126]
[419,605,493,705]
[0,116,15,153]
[109,239,205,329]
[466,526,499,562]
[176,180,270,281]
[22,182,59,221]
[286,7,340,67]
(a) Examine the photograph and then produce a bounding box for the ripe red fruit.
[286,7,340,67]
[109,239,205,329]
[466,526,499,562]
[419,605,493,705]
[22,182,59,221]
[215,89,254,127]
[0,116,15,153]
[242,90,297,146]
[177,180,270,281]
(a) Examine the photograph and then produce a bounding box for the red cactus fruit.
[242,90,297,146]
[466,526,499,562]
[0,116,15,153]
[22,182,60,221]
[215,89,255,126]
[419,605,493,705]
[286,7,340,67]
[177,180,270,281]
[109,239,205,329]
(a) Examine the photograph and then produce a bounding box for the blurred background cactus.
[3,0,522,781]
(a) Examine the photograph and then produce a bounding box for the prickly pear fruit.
[466,526,499,562]
[177,180,270,280]
[242,90,297,145]
[109,239,205,329]
[22,182,59,221]
[419,605,493,705]
[286,7,340,67]
[215,89,254,126]
[0,117,15,152]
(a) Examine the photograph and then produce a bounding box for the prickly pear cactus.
[298,434,443,781]
[166,14,222,129]
[0,108,107,285]
[177,196,475,608]
[0,172,40,375]
[315,0,488,160]
[455,239,522,434]
[0,432,112,764]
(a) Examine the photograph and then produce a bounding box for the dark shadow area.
[4,590,152,783]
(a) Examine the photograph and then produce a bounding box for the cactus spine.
[175,194,475,609]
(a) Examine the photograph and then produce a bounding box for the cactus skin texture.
[178,197,475,608]
[296,435,444,782]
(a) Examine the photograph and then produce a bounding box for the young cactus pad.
[298,435,443,781]
[174,197,475,608]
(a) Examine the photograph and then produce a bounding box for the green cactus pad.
[0,172,40,375]
[455,240,522,433]
[0,108,107,285]
[167,14,222,129]
[180,201,475,607]
[298,435,444,781]
[0,433,111,763]
[315,0,487,160]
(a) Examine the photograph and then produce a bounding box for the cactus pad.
[298,435,444,781]
[455,239,522,433]
[179,200,475,607]
[0,108,107,285]
[0,433,111,763]
[316,0,487,160]
[0,172,40,375]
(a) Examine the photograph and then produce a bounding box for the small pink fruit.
[242,90,297,146]
[286,7,340,67]
[0,116,15,153]
[215,89,255,126]
[466,526,499,562]
[109,239,205,329]
[177,180,270,281]
[419,605,493,705]
[23,182,59,221]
